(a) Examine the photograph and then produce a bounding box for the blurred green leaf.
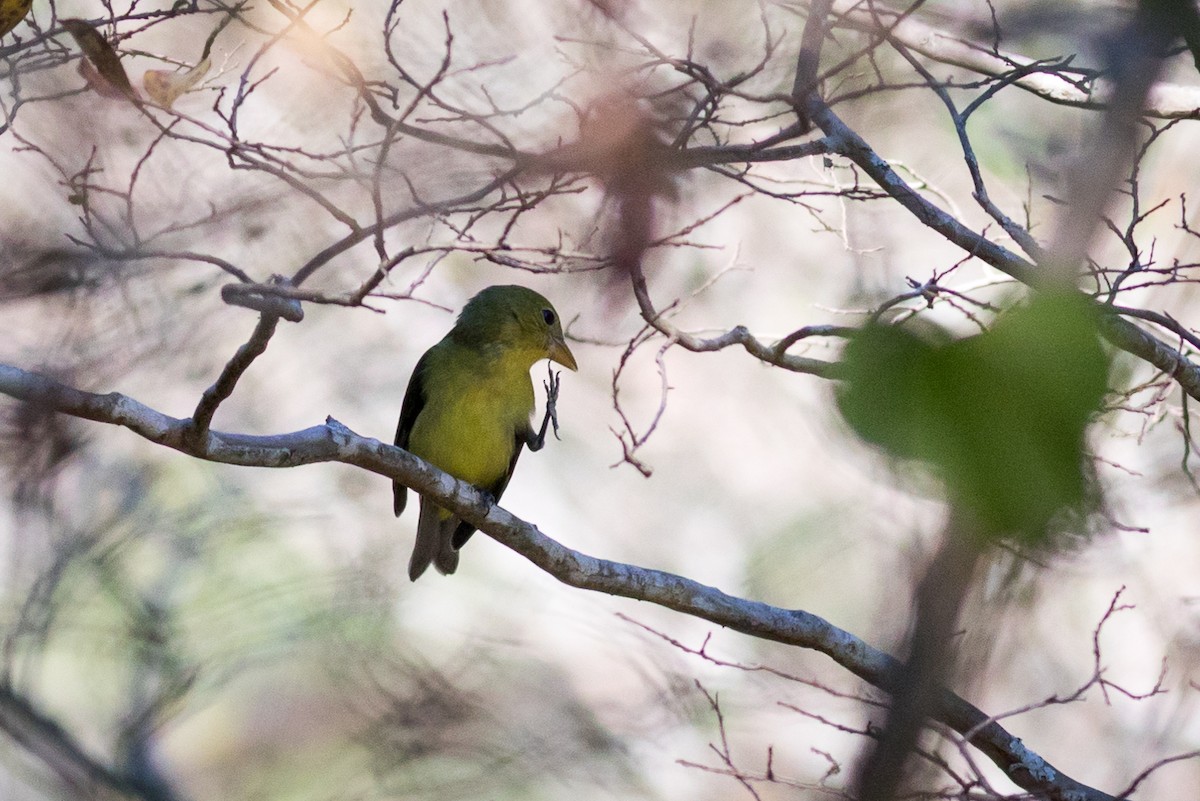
[837,293,1109,543]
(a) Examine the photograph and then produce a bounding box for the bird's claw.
[543,365,562,440]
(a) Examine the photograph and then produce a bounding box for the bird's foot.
[543,364,562,440]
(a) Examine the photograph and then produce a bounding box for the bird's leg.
[528,363,563,452]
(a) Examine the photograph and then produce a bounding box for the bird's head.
[455,285,578,371]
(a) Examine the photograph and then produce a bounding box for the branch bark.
[0,362,1120,801]
[806,98,1200,400]
[186,312,282,451]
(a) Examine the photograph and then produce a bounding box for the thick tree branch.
[0,363,1120,801]
[855,515,984,801]
[792,0,835,129]
[807,99,1200,400]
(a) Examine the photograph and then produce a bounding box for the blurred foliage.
[837,293,1111,543]
[0,453,641,801]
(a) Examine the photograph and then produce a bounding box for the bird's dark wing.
[449,434,526,550]
[393,351,432,517]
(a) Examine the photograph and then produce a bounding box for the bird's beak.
[548,336,578,371]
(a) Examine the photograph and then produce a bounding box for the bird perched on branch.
[394,285,577,581]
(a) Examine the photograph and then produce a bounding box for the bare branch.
[807,99,1200,400]
[0,684,167,801]
[0,363,1125,801]
[186,312,284,450]
[831,0,1200,120]
[627,262,843,378]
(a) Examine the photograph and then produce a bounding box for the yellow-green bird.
[394,285,578,581]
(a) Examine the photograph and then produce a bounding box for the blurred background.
[0,0,1198,799]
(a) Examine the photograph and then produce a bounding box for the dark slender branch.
[829,0,1200,120]
[627,263,843,378]
[289,169,520,287]
[0,363,1122,801]
[772,324,857,357]
[880,24,1045,261]
[810,99,1039,281]
[675,138,835,167]
[791,0,835,126]
[0,684,155,800]
[1110,305,1200,353]
[77,246,255,284]
[854,516,982,801]
[1113,748,1200,798]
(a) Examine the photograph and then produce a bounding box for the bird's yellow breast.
[406,343,535,489]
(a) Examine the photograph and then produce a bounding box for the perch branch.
[0,363,1125,801]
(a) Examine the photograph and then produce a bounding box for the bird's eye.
[541,308,556,325]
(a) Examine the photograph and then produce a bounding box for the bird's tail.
[409,500,460,581]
